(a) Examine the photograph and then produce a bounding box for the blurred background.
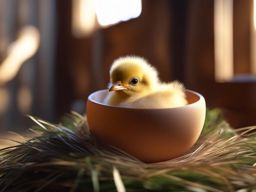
[0,0,256,133]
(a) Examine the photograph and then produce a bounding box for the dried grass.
[0,110,255,192]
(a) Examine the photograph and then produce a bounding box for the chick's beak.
[109,82,127,92]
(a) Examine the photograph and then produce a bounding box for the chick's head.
[109,56,159,96]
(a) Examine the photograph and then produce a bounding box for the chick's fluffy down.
[121,81,187,108]
[105,56,187,108]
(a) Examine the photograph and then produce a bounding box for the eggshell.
[86,90,206,163]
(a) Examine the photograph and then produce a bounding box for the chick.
[104,56,187,108]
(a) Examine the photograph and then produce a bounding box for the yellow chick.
[104,56,187,108]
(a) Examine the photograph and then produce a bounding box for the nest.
[0,110,256,192]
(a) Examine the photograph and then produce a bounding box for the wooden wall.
[55,0,256,127]
[0,0,56,132]
[185,0,256,127]
[56,0,175,115]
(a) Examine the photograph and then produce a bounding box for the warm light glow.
[214,0,234,81]
[0,26,40,84]
[0,88,9,115]
[72,0,142,37]
[17,86,32,113]
[93,0,142,27]
[72,0,97,37]
[252,0,256,74]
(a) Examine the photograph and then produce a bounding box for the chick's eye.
[129,78,139,85]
